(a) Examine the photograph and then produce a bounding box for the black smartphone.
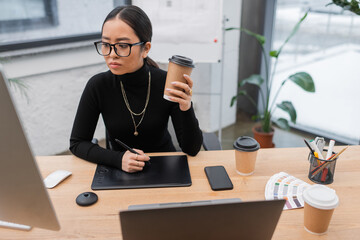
[204,166,233,191]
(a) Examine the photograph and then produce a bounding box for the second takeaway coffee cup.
[303,184,339,235]
[164,55,195,101]
[233,136,260,175]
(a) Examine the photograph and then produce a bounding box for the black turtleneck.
[69,62,203,170]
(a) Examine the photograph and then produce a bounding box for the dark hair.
[102,5,159,68]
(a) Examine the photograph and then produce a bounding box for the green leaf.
[288,72,315,92]
[350,0,358,7]
[8,78,28,89]
[241,28,265,46]
[273,118,290,131]
[237,90,247,95]
[331,0,360,15]
[276,12,308,57]
[277,101,297,124]
[8,78,29,101]
[240,74,264,88]
[269,50,279,58]
[225,27,240,31]
[230,90,246,107]
[251,115,261,121]
[230,96,237,107]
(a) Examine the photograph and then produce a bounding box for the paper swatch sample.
[265,172,310,210]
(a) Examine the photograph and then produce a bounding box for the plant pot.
[252,125,275,148]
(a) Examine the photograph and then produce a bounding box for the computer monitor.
[0,65,60,231]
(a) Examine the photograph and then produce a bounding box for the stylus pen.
[114,139,151,163]
[115,138,139,154]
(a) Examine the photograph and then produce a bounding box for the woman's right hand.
[121,149,150,173]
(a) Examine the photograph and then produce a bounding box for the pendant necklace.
[120,71,151,136]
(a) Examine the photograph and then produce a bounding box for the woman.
[70,5,203,173]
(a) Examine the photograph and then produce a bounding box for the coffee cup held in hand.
[303,184,339,235]
[233,136,260,175]
[164,55,195,102]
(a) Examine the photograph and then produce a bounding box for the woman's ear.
[142,42,151,58]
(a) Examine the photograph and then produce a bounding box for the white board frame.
[133,0,223,63]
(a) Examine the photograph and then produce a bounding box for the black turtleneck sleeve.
[69,72,125,169]
[69,63,202,170]
[170,103,203,156]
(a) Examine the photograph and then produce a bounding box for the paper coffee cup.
[233,136,260,175]
[303,184,339,235]
[164,55,195,102]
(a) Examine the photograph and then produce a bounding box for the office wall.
[1,0,241,155]
[191,0,241,133]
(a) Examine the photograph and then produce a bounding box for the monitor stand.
[0,220,32,231]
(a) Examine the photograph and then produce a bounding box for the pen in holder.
[308,149,338,185]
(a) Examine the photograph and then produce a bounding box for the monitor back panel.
[0,67,60,230]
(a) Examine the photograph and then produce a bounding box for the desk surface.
[1,146,360,239]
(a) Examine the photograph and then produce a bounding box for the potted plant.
[230,12,315,148]
[328,0,360,15]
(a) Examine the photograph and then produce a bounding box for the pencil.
[311,162,330,177]
[327,153,336,160]
[310,161,327,174]
[329,146,348,160]
[311,145,348,178]
[304,139,315,155]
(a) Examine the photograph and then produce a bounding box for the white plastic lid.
[303,184,339,210]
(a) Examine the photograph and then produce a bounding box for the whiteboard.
[132,0,223,63]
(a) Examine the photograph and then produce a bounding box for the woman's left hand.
[166,74,193,111]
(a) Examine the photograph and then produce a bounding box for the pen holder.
[308,149,338,185]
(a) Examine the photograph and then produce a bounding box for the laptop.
[120,198,285,240]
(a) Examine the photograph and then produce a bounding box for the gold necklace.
[120,71,151,136]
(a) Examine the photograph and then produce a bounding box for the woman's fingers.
[183,74,193,88]
[171,81,192,94]
[166,88,190,99]
[122,149,149,173]
[130,159,145,167]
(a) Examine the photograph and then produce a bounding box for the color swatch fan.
[265,172,310,210]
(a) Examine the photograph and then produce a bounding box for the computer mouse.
[44,169,72,189]
[76,192,98,206]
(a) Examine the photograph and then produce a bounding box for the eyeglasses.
[94,41,144,57]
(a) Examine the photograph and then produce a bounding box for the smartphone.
[204,166,233,191]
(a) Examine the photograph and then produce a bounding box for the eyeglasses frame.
[94,41,145,57]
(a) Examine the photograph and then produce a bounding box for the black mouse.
[76,192,98,206]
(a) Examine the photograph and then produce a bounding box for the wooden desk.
[1,146,360,239]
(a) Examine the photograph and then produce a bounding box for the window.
[0,0,58,33]
[0,0,130,52]
[271,0,360,144]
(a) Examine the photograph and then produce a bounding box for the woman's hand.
[121,149,150,173]
[166,74,193,111]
